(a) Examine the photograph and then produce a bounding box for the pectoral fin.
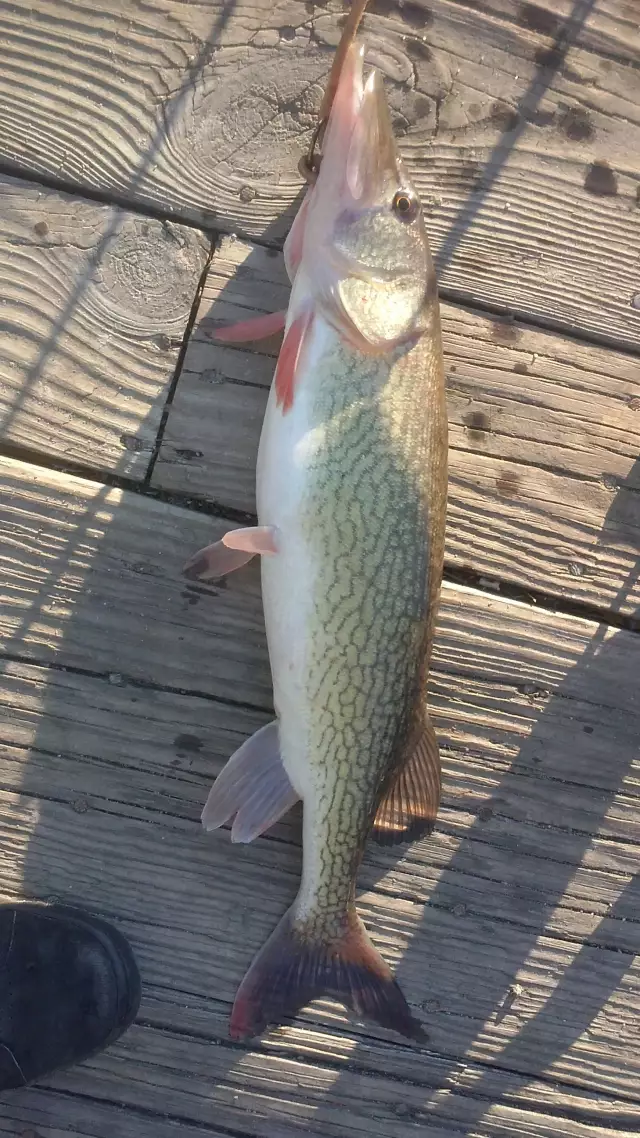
[183,526,278,582]
[275,309,313,413]
[212,310,287,343]
[372,715,441,845]
[202,721,299,842]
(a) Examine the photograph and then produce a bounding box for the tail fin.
[230,904,426,1042]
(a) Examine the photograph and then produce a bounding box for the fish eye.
[392,190,419,222]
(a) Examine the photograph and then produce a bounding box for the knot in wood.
[92,217,207,334]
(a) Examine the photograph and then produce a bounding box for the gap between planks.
[1,460,640,1123]
[1,185,639,634]
[1,171,638,635]
[144,237,216,486]
[0,157,219,237]
[1,0,639,350]
[0,173,214,478]
[1,436,638,636]
[4,156,640,362]
[5,769,639,958]
[151,235,640,620]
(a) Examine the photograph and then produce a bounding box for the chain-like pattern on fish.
[295,312,446,940]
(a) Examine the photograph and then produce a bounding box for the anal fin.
[202,720,299,843]
[372,715,441,846]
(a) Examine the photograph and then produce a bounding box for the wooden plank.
[152,236,640,614]
[1,457,640,1119]
[0,660,639,1128]
[0,684,640,1121]
[0,1088,236,1138]
[0,454,273,708]
[0,658,638,956]
[3,452,640,715]
[46,1012,640,1138]
[3,762,640,1100]
[6,1041,638,1138]
[0,176,209,476]
[0,2,639,345]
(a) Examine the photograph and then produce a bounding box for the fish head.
[301,42,434,352]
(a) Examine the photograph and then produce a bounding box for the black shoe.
[0,903,141,1090]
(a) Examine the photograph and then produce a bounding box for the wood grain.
[1,457,640,1122]
[0,648,639,1124]
[0,1,639,345]
[152,236,640,614]
[3,450,639,716]
[46,1012,640,1138]
[0,656,638,954]
[8,1038,639,1138]
[0,175,209,476]
[0,454,272,707]
[1,1,639,1131]
[0,1087,237,1138]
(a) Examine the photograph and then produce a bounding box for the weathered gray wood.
[0,454,272,707]
[0,175,209,475]
[1,736,640,1110]
[3,452,640,714]
[9,1024,635,1138]
[0,714,633,1115]
[0,655,637,957]
[0,2,639,345]
[1,457,640,1123]
[4,1075,638,1138]
[1,1,639,1132]
[153,236,640,614]
[0,1087,236,1138]
[47,1010,640,1138]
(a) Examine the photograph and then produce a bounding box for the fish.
[184,38,448,1042]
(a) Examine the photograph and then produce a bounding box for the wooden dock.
[0,0,639,1134]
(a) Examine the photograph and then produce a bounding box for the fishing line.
[300,0,371,183]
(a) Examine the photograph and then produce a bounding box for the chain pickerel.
[185,35,448,1042]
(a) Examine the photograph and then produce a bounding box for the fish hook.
[299,118,326,183]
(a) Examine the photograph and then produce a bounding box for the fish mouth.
[302,41,424,352]
[319,42,401,210]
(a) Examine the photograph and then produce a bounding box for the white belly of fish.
[255,310,336,803]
